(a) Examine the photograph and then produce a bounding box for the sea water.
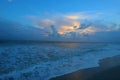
[0,42,120,80]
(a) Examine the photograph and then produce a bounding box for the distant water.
[0,41,120,80]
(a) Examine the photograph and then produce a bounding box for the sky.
[0,0,120,42]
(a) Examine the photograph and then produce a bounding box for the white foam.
[0,43,120,80]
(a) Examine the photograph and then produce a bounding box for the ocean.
[0,41,120,80]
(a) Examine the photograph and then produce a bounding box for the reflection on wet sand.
[50,55,120,80]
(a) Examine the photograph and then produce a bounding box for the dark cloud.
[0,19,49,40]
[0,18,120,42]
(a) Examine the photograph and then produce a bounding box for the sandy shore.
[50,55,120,80]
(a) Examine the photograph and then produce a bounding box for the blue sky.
[0,0,120,41]
[0,0,120,24]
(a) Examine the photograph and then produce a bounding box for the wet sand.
[50,55,120,80]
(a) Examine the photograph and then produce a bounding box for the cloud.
[66,15,80,20]
[57,21,80,34]
[0,17,120,42]
[34,19,55,28]
[26,13,81,35]
[78,26,98,34]
[25,12,120,42]
[0,19,50,40]
[8,0,13,2]
[65,13,89,20]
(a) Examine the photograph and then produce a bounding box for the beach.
[50,55,120,80]
[0,42,120,80]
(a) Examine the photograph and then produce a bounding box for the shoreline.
[50,55,120,80]
[0,43,120,80]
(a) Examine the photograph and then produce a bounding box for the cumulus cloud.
[26,13,81,35]
[57,20,80,35]
[25,12,120,42]
[0,17,120,42]
[28,12,93,35]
